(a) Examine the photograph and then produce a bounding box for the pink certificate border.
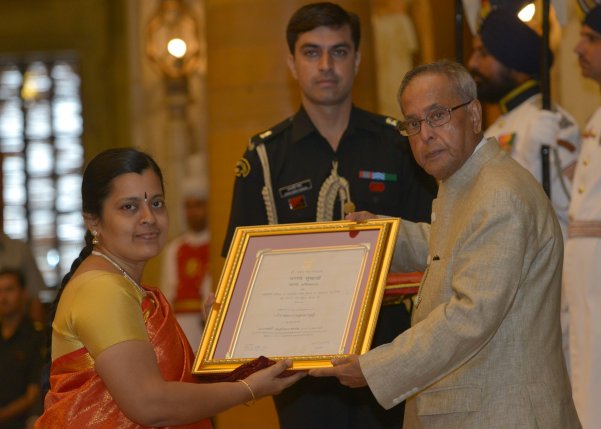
[215,229,379,359]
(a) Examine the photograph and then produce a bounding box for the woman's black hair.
[50,148,164,321]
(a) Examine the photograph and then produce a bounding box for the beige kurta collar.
[439,137,501,196]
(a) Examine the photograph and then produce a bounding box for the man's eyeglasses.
[397,100,474,136]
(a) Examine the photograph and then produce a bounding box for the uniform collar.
[498,79,540,114]
[290,105,375,145]
[290,106,318,143]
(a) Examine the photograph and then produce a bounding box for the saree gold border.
[192,218,400,375]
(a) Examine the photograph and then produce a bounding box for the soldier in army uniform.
[222,3,436,429]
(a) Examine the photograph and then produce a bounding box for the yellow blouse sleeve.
[55,271,149,359]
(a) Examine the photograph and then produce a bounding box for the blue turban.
[479,8,552,75]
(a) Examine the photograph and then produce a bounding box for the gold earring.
[92,230,99,245]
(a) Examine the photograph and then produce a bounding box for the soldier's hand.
[346,211,377,222]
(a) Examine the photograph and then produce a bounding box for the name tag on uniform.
[279,179,312,198]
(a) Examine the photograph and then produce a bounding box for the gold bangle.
[237,379,256,406]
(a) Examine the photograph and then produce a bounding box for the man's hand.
[308,355,367,388]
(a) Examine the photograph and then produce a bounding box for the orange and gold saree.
[35,286,212,429]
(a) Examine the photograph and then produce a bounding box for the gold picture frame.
[193,218,400,376]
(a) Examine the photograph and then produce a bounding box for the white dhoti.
[564,235,601,429]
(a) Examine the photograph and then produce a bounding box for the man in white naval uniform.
[468,8,580,238]
[568,6,601,428]
[161,154,211,351]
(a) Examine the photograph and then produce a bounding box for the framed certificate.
[193,218,400,375]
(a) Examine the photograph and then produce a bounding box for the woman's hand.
[243,359,306,399]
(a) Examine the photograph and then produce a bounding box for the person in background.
[0,233,46,324]
[467,7,580,238]
[567,5,601,428]
[0,268,46,429]
[34,148,304,428]
[468,8,579,370]
[311,60,580,429]
[161,153,211,350]
[222,2,436,428]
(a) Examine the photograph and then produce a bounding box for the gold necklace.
[91,250,146,295]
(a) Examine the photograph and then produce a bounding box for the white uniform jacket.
[564,106,601,429]
[484,87,580,237]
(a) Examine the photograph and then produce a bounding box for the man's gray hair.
[397,60,477,113]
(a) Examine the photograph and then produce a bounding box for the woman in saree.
[35,148,304,428]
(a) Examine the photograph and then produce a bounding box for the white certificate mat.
[193,218,400,375]
[228,245,369,358]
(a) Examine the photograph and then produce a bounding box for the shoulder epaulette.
[248,117,293,151]
[363,109,400,130]
[384,116,400,128]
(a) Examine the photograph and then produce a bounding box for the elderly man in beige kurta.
[310,60,580,428]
